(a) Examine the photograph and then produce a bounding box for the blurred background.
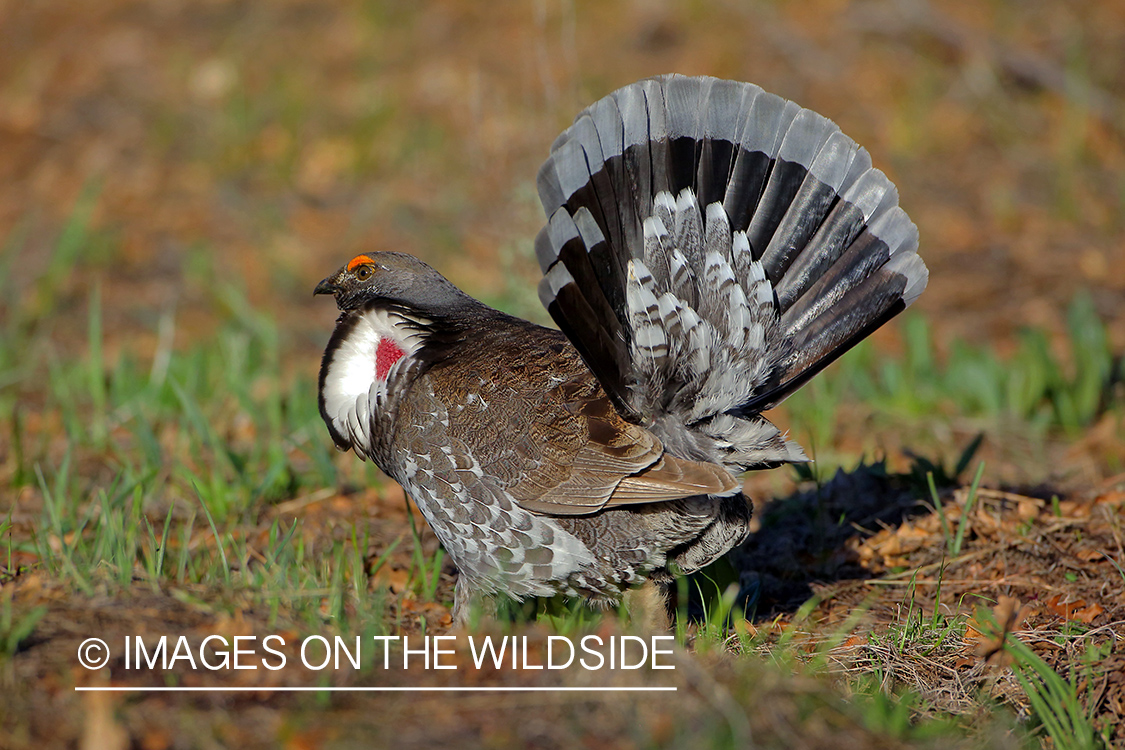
[2,0,1123,362]
[2,5,1124,745]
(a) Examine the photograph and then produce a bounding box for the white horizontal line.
[75,686,677,693]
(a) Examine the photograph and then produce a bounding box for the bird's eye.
[355,266,373,280]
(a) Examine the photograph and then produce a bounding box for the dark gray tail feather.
[535,74,927,473]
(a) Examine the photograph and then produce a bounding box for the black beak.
[314,276,339,296]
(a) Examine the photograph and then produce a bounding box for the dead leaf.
[1094,490,1125,507]
[1056,500,1090,519]
[140,728,172,750]
[284,729,326,750]
[967,595,1032,666]
[371,564,411,594]
[1074,603,1105,623]
[1046,594,1104,623]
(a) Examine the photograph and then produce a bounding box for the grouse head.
[314,251,494,460]
[314,251,478,317]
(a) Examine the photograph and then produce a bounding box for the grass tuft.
[784,299,1122,461]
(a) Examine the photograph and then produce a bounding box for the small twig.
[268,487,337,517]
[974,488,1047,506]
[875,548,993,580]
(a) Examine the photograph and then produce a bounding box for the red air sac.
[375,338,405,380]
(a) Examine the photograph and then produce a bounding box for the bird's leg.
[451,574,495,630]
[624,579,673,632]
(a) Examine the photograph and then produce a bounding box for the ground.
[1,1,1123,748]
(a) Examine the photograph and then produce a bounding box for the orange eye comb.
[347,254,375,271]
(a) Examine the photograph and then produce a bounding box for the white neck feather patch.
[321,308,428,456]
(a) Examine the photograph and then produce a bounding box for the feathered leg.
[624,580,673,632]
[452,574,496,630]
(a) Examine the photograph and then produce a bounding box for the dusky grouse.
[315,75,927,627]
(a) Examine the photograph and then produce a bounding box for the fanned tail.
[536,75,927,473]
